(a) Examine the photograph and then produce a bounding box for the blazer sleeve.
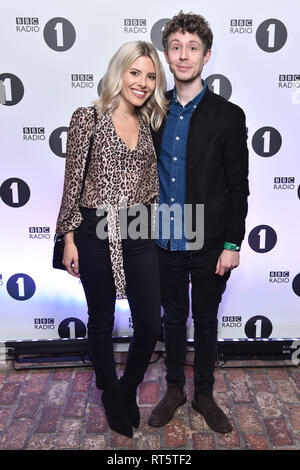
[55,106,94,235]
[223,105,250,246]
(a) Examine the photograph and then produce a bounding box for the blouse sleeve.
[55,106,94,234]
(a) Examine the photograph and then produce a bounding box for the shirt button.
[173,157,177,161]
[170,198,175,202]
[179,116,183,120]
[170,217,174,221]
[172,178,176,182]
[176,136,180,141]
[193,105,197,108]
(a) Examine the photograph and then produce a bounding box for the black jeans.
[157,244,230,395]
[75,207,162,390]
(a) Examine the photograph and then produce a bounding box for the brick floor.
[0,353,299,450]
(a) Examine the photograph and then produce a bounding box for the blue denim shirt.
[156,82,207,250]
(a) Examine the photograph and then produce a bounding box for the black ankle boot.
[119,376,140,429]
[101,385,133,438]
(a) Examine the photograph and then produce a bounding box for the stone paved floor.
[0,352,299,450]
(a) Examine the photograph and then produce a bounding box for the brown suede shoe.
[192,394,233,433]
[148,384,187,427]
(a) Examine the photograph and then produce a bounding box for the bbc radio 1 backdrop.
[0,0,299,344]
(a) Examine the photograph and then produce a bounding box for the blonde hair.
[94,41,168,130]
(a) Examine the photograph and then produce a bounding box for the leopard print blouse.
[56,106,159,298]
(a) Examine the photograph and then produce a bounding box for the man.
[149,11,249,433]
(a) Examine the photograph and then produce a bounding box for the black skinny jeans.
[157,244,230,395]
[75,207,162,391]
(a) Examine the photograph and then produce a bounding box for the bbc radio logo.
[278,75,300,89]
[124,19,147,34]
[16,17,39,32]
[222,316,242,328]
[273,177,295,190]
[23,127,45,141]
[269,271,289,284]
[230,19,253,34]
[71,74,94,89]
[34,318,55,330]
[29,227,50,240]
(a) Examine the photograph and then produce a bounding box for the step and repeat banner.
[1,0,299,346]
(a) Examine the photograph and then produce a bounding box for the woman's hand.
[63,232,80,278]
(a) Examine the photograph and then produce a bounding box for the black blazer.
[151,88,249,247]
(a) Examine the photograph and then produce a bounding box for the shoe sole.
[191,400,233,434]
[148,396,187,427]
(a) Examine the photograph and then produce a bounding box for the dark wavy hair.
[162,11,213,55]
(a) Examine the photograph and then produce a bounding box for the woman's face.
[120,55,156,109]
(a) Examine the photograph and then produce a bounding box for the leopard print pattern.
[56,106,159,298]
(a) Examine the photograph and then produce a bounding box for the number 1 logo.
[245,316,273,339]
[58,318,87,339]
[252,127,282,157]
[7,274,36,301]
[205,74,232,100]
[150,18,170,52]
[256,19,287,52]
[0,178,30,207]
[0,74,24,106]
[49,127,69,157]
[248,225,277,253]
[43,18,76,51]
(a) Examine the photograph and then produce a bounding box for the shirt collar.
[172,79,207,108]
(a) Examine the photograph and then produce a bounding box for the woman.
[55,41,168,438]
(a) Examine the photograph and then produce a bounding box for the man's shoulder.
[205,88,245,118]
[165,87,245,117]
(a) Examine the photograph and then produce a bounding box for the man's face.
[164,31,211,84]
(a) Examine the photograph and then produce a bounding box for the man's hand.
[215,249,240,276]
